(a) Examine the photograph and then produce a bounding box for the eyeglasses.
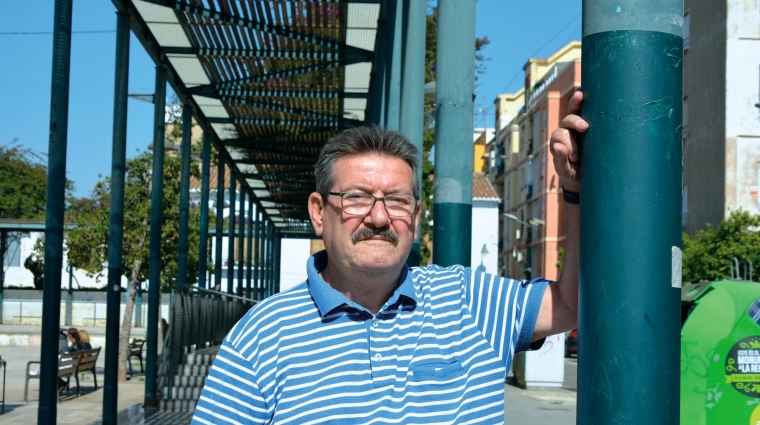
[325,192,418,217]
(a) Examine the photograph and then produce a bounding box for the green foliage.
[556,247,566,271]
[682,210,760,283]
[65,151,206,292]
[0,140,51,220]
[419,3,490,265]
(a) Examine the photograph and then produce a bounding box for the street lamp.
[503,213,545,229]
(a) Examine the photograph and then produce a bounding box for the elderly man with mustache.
[193,92,584,424]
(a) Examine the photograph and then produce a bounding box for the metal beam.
[210,88,366,99]
[103,11,131,424]
[144,65,166,410]
[217,96,356,124]
[237,189,246,297]
[163,46,345,60]
[383,0,402,130]
[144,0,373,56]
[206,117,341,128]
[177,105,193,289]
[190,57,368,94]
[197,132,212,290]
[39,0,72,421]
[214,155,225,291]
[227,169,237,294]
[246,199,254,298]
[235,159,316,166]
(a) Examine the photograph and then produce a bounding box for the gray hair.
[314,126,420,198]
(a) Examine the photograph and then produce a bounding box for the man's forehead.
[333,154,414,186]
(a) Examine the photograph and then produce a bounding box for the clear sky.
[0,0,581,197]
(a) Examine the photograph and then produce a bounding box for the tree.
[420,4,490,265]
[682,210,760,283]
[0,140,69,288]
[65,151,206,381]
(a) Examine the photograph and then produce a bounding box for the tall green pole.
[268,226,275,295]
[383,0,402,131]
[144,65,166,409]
[176,105,193,291]
[432,0,475,267]
[253,207,261,300]
[274,234,281,293]
[246,199,254,298]
[227,169,236,295]
[399,0,425,267]
[103,11,130,424]
[237,189,246,297]
[367,3,387,126]
[66,264,73,325]
[215,156,224,292]
[197,132,211,291]
[39,0,72,421]
[578,1,683,423]
[263,222,270,298]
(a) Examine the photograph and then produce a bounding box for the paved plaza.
[0,342,577,424]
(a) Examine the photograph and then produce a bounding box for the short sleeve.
[192,341,269,424]
[464,270,549,367]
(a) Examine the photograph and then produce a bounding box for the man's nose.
[365,198,390,227]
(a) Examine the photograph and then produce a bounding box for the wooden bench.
[74,347,101,395]
[128,338,146,376]
[25,351,82,403]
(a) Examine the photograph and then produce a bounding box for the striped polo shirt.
[192,250,548,424]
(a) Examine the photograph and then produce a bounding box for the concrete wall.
[279,239,310,292]
[683,0,728,233]
[725,0,760,217]
[471,201,500,275]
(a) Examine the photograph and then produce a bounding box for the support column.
[274,234,281,293]
[578,2,683,423]
[197,132,211,290]
[103,11,131,424]
[176,105,193,290]
[38,0,72,421]
[215,156,224,292]
[65,264,73,325]
[383,0,402,131]
[0,230,5,325]
[144,65,166,409]
[237,189,246,297]
[246,200,254,298]
[432,0,475,267]
[253,208,262,300]
[263,221,270,298]
[399,0,426,267]
[367,4,388,126]
[227,169,237,294]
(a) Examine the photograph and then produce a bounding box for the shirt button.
[372,319,379,328]
[375,353,382,361]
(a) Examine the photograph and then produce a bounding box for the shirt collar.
[306,249,418,317]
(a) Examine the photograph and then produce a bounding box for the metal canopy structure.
[113,0,382,236]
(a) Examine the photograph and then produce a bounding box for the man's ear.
[308,192,325,236]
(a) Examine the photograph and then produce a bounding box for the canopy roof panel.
[117,0,382,236]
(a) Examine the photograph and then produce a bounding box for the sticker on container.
[748,299,760,327]
[672,246,682,288]
[725,336,760,397]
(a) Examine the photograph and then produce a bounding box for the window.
[684,10,690,51]
[3,237,21,267]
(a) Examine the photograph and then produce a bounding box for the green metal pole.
[227,169,236,294]
[177,105,192,291]
[399,0,425,267]
[144,65,166,409]
[263,222,270,298]
[253,207,261,300]
[38,0,72,421]
[103,11,130,424]
[0,231,5,325]
[578,2,683,423]
[215,156,224,292]
[268,225,275,296]
[198,132,211,290]
[367,3,387,126]
[66,264,72,325]
[432,0,475,267]
[383,0,402,131]
[237,189,246,297]
[275,234,281,293]
[246,199,254,298]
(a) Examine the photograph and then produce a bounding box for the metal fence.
[160,283,257,399]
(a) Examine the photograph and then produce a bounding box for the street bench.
[75,347,101,394]
[25,351,82,403]
[128,338,145,376]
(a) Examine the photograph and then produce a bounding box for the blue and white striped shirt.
[193,250,548,424]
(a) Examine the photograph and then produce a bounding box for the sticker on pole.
[672,246,682,288]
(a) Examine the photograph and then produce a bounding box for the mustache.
[351,227,399,246]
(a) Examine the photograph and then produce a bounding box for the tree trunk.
[117,260,142,381]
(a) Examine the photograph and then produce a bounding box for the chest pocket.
[410,360,465,382]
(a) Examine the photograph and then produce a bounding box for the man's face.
[308,153,419,275]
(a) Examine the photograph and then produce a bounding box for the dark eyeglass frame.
[324,191,419,217]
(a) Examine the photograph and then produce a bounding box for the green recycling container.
[681,280,760,424]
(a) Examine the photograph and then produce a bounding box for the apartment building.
[488,41,581,280]
[682,0,760,233]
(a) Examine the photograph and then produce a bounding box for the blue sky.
[0,0,581,197]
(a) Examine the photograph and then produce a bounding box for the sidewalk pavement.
[503,357,577,424]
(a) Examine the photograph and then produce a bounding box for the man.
[192,92,586,424]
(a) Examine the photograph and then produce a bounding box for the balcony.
[527,139,533,155]
[526,183,533,200]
